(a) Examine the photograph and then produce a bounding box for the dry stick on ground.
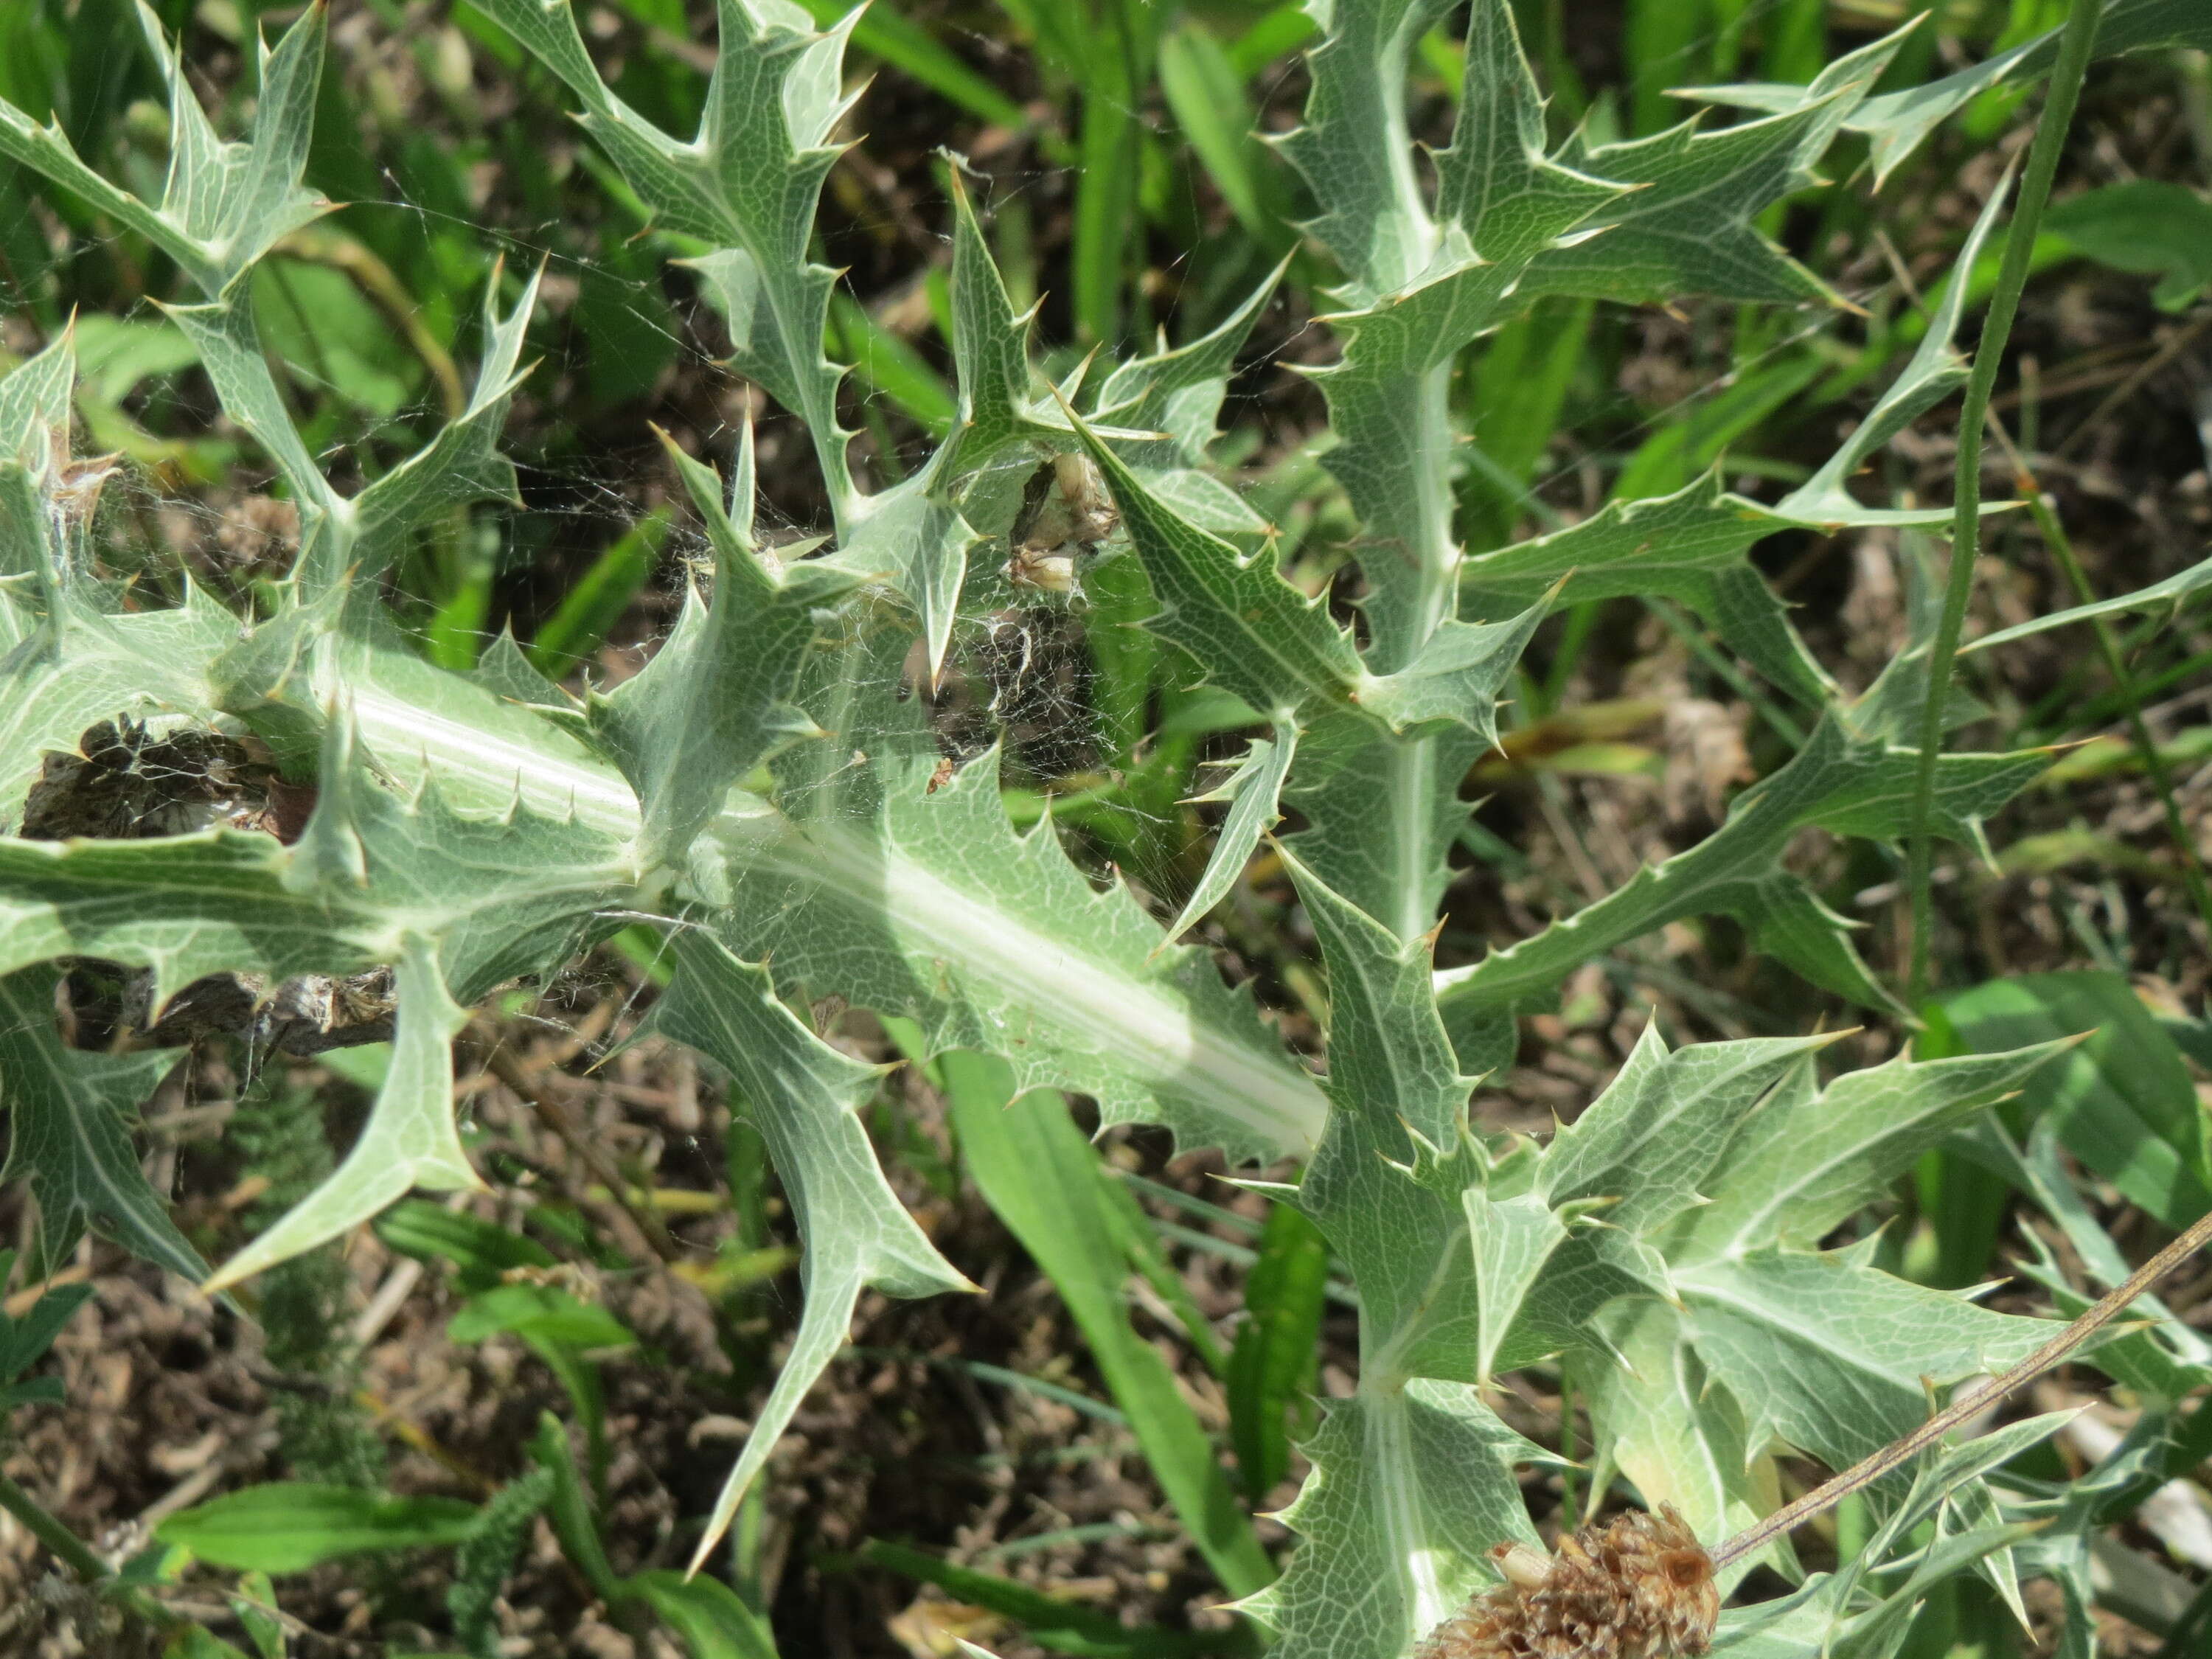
[1711,1202,2212,1571]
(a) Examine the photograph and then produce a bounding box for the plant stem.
[1711,1200,2212,1571]
[0,1470,185,1631]
[0,1470,111,1584]
[1904,0,2102,1002]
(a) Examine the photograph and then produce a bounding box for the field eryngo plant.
[6,0,2212,1652]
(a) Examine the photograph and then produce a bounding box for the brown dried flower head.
[1417,1504,1719,1659]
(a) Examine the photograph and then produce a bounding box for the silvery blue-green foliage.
[0,0,2205,1651]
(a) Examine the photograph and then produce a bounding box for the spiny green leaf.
[0,966,208,1282]
[1674,1043,2082,1260]
[1431,0,1624,263]
[644,925,973,1571]
[1458,472,1832,703]
[1239,1382,1548,1659]
[589,426,858,869]
[1282,716,1495,942]
[702,720,1330,1164]
[307,615,1328,1163]
[1165,715,1298,940]
[472,0,863,520]
[1966,546,2212,654]
[1693,0,2212,184]
[0,717,627,1010]
[1272,0,1458,295]
[1357,602,1551,738]
[0,587,237,828]
[1063,406,1363,722]
[1431,713,2052,1056]
[347,266,541,586]
[0,1,333,298]
[1525,25,1913,306]
[205,933,481,1291]
[1773,177,2010,527]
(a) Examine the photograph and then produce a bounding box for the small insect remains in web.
[1004,451,1119,597]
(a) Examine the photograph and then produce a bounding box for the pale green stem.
[1905,0,2101,1002]
[1379,366,1465,944]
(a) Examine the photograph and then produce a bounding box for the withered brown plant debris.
[1416,1504,1719,1659]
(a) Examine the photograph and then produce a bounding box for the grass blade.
[938,1050,1274,1599]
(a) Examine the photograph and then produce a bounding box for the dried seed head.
[1416,1505,1718,1659]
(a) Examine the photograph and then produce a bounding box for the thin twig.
[483,1044,681,1265]
[1905,0,2103,1003]
[1713,1203,2212,1571]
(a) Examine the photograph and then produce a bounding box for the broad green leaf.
[1941,972,2212,1229]
[644,926,973,1573]
[589,428,857,869]
[0,967,208,1282]
[626,1571,782,1659]
[156,1483,480,1573]
[1166,715,1298,939]
[941,1050,1273,1598]
[1460,1188,1564,1387]
[1158,24,1277,238]
[2046,180,2212,310]
[205,933,483,1292]
[375,1198,557,1287]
